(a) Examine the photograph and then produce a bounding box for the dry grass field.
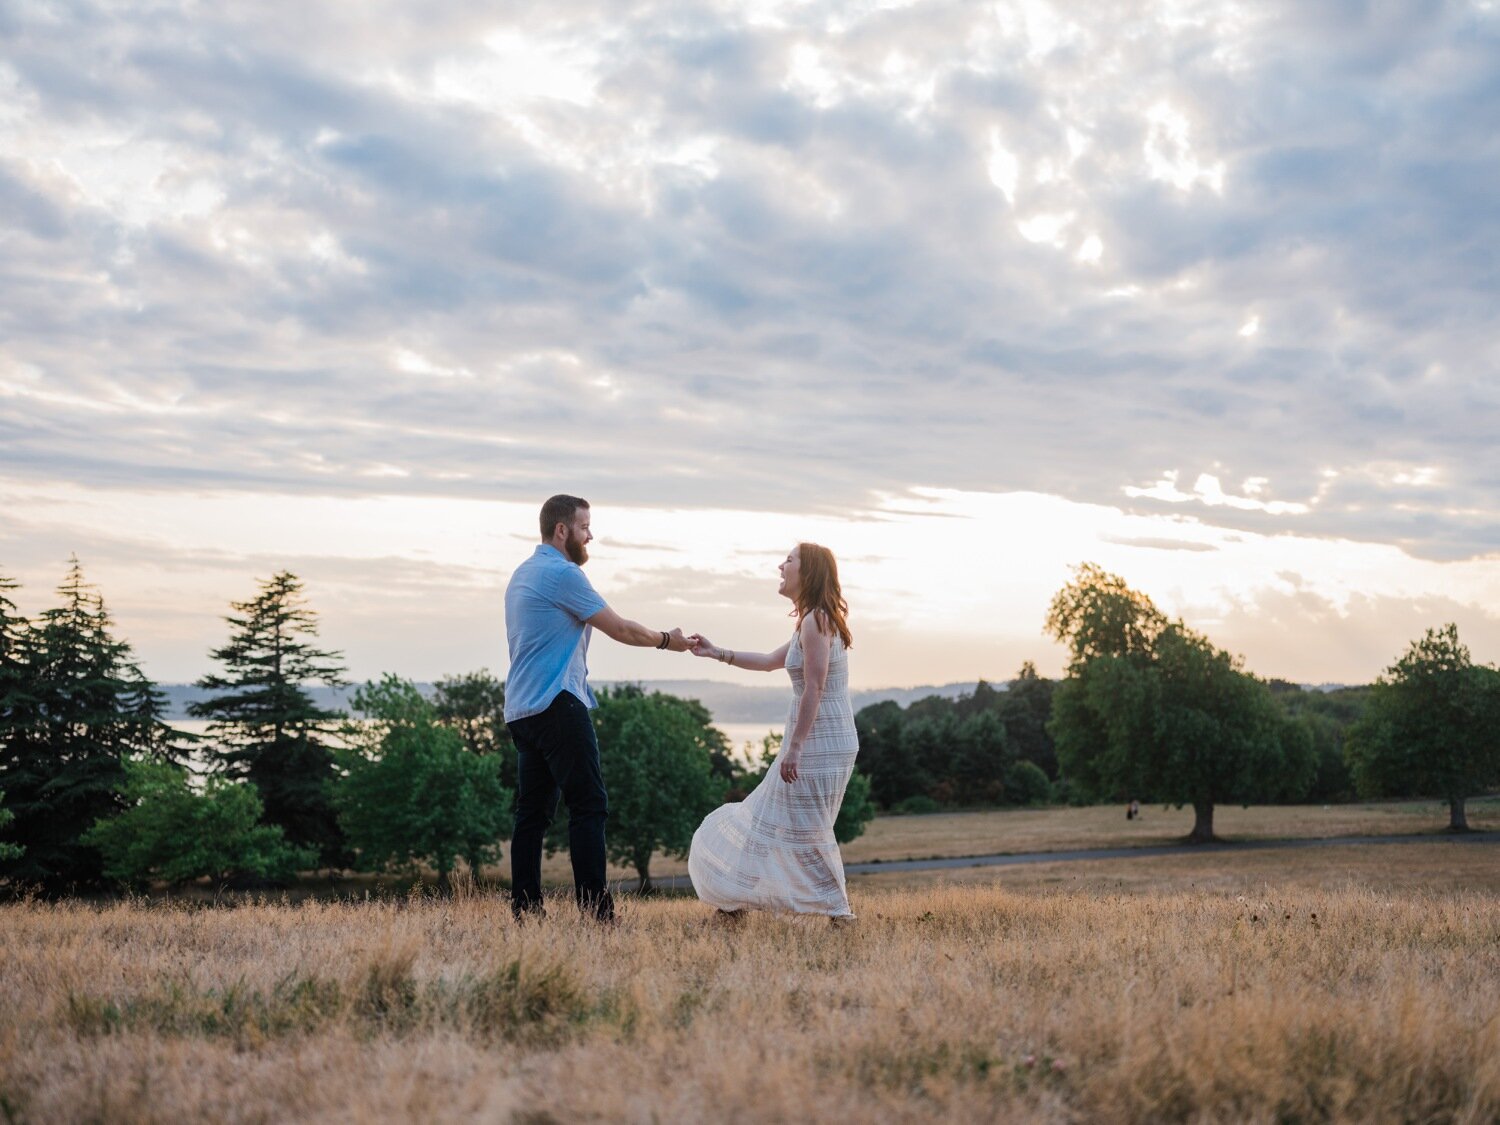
[541,797,1500,885]
[3,842,1498,1123]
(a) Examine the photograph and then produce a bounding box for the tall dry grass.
[3,867,1497,1123]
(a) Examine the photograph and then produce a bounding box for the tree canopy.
[82,758,314,887]
[1345,624,1500,831]
[1046,564,1313,841]
[575,685,726,891]
[336,675,514,891]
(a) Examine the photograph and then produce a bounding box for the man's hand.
[666,627,690,652]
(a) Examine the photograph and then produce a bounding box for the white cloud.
[2,0,1499,687]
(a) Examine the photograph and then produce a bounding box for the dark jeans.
[506,691,613,920]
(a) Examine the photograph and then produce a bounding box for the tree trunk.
[1186,801,1217,843]
[1448,796,1471,833]
[636,857,653,895]
[436,865,451,897]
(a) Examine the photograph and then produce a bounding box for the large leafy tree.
[335,675,513,892]
[1345,624,1500,832]
[190,571,348,867]
[580,685,726,892]
[82,759,314,887]
[1046,563,1314,842]
[433,669,517,792]
[0,560,184,890]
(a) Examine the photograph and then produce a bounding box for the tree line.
[0,560,872,896]
[3,558,1496,894]
[855,563,1500,841]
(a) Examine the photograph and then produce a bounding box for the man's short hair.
[540,494,589,541]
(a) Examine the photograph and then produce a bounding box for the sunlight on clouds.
[392,348,474,380]
[434,31,601,107]
[1238,314,1260,337]
[1075,233,1104,263]
[1017,210,1075,246]
[986,130,1020,204]
[1145,102,1225,193]
[1125,471,1311,515]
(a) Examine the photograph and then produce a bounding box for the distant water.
[169,719,783,757]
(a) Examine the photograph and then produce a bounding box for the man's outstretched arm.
[586,606,690,651]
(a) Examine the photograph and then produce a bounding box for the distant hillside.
[156,679,987,724]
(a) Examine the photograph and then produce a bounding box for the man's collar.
[537,543,567,561]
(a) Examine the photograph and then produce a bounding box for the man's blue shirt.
[503,544,608,722]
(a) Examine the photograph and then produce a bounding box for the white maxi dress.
[688,627,859,917]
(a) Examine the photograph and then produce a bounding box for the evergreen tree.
[189,571,348,867]
[0,789,21,862]
[0,559,181,890]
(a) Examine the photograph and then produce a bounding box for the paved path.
[642,830,1500,894]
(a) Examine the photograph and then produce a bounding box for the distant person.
[686,543,859,925]
[1127,799,1141,821]
[504,494,690,922]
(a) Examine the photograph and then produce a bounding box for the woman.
[686,543,859,922]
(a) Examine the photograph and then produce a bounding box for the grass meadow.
[2,814,1498,1123]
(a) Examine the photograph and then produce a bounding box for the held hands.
[663,627,690,653]
[686,633,716,659]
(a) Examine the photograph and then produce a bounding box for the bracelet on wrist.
[657,630,670,649]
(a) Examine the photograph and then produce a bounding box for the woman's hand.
[779,744,802,783]
[687,634,716,658]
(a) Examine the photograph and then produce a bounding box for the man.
[503,494,689,921]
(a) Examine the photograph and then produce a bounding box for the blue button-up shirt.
[503,544,609,722]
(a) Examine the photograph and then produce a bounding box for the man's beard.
[565,528,589,565]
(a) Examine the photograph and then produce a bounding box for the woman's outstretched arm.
[687,634,790,672]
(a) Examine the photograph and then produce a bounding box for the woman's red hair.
[793,542,852,648]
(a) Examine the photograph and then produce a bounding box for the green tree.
[82,759,314,886]
[336,676,514,892]
[1046,564,1314,842]
[0,789,21,862]
[433,669,516,792]
[0,575,31,866]
[1345,624,1500,832]
[0,559,184,891]
[190,571,348,867]
[998,662,1058,779]
[852,699,917,808]
[832,769,877,843]
[585,685,725,892]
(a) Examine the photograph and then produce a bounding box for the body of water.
[169,719,784,761]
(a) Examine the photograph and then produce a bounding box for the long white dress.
[688,626,859,917]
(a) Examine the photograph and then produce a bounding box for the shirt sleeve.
[553,565,608,621]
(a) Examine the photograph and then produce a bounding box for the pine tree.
[0,559,180,890]
[189,571,349,867]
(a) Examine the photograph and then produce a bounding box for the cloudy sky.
[2,0,1497,689]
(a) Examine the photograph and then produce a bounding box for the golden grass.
[3,847,1498,1123]
[540,797,1500,885]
